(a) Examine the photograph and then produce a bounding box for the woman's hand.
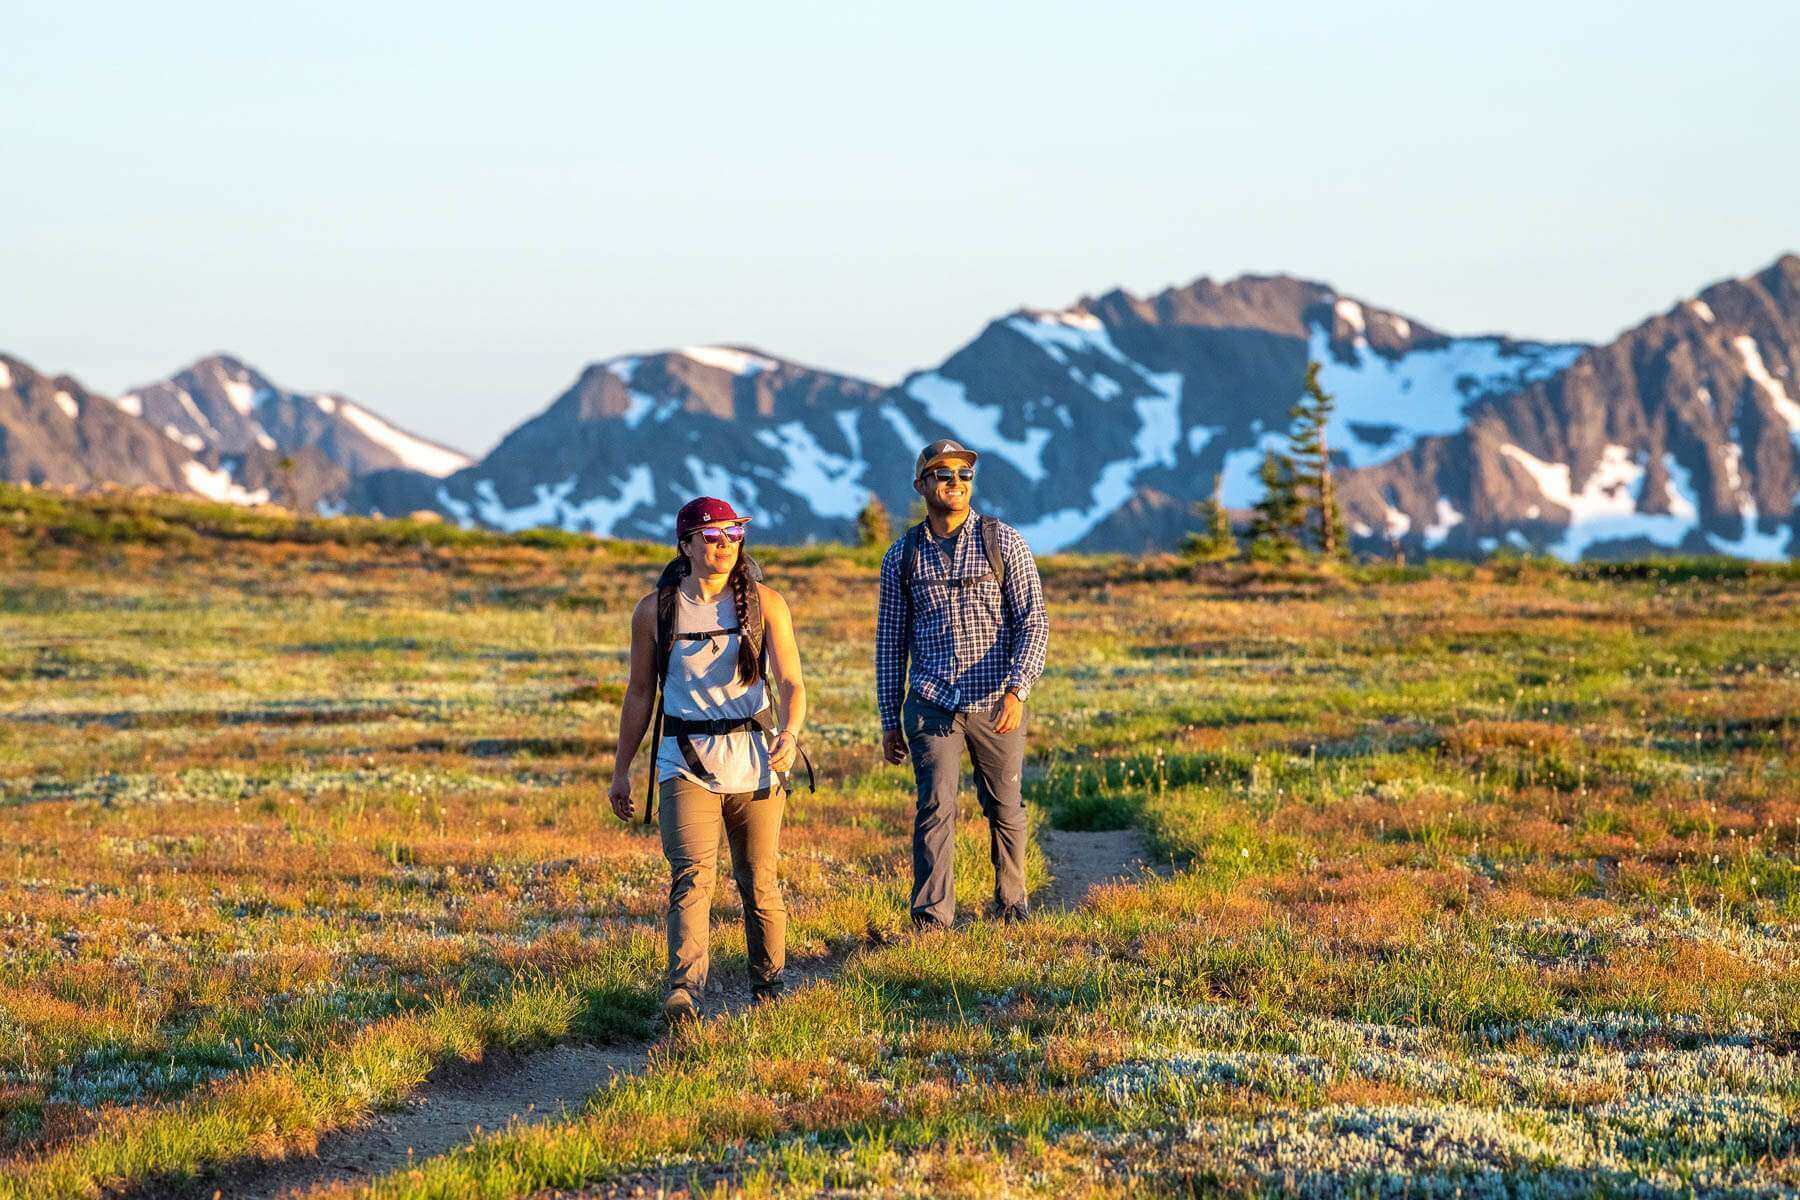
[769,730,799,774]
[607,772,635,821]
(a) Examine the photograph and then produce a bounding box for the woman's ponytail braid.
[730,557,761,687]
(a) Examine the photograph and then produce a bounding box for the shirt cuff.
[1003,680,1030,702]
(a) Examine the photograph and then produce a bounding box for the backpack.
[641,553,811,823]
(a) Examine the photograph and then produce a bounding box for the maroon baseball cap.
[675,496,752,539]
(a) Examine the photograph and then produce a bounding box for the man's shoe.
[997,904,1029,925]
[751,979,785,1005]
[910,913,949,934]
[662,990,699,1030]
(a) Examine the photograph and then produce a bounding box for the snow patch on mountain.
[1423,498,1464,548]
[1007,311,1126,367]
[183,460,269,505]
[163,425,206,453]
[679,346,777,376]
[1711,497,1793,560]
[686,456,761,520]
[624,390,675,430]
[1689,299,1716,323]
[462,466,654,537]
[880,404,927,456]
[905,374,1052,484]
[314,394,338,414]
[1334,299,1367,335]
[606,357,640,384]
[1314,324,1584,467]
[1500,444,1703,559]
[113,391,142,417]
[1013,370,1183,552]
[1733,335,1800,435]
[221,378,259,415]
[754,421,867,518]
[52,391,78,420]
[0,362,12,390]
[337,403,470,476]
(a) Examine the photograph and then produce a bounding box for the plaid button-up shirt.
[875,513,1048,732]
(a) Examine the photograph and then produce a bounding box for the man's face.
[914,456,975,515]
[681,519,745,575]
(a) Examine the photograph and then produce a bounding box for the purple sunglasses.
[689,525,747,545]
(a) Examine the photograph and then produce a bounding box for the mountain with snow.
[383,274,1589,552]
[7,256,1798,559]
[1339,254,1800,561]
[118,355,471,510]
[0,353,208,495]
[352,346,890,538]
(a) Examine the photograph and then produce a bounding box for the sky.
[4,1,1797,457]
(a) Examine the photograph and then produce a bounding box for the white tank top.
[655,588,777,793]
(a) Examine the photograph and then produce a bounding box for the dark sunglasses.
[688,525,747,545]
[923,467,976,484]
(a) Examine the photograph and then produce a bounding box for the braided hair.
[728,555,761,687]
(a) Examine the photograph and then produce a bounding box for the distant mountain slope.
[0,353,255,499]
[1340,255,1800,560]
[119,355,469,510]
[13,255,1798,559]
[393,347,888,540]
[396,279,1583,552]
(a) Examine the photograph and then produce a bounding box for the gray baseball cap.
[915,438,980,478]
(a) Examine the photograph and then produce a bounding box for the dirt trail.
[1037,825,1159,909]
[175,826,1156,1200]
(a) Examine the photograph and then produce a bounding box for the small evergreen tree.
[856,493,891,547]
[1247,448,1304,560]
[907,498,929,527]
[1182,473,1236,560]
[1288,361,1346,557]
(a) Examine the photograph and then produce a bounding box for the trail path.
[173,824,1157,1200]
[1038,825,1158,909]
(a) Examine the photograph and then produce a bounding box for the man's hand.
[991,691,1023,735]
[883,728,909,765]
[769,730,799,774]
[607,772,635,821]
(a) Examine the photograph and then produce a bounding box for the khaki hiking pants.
[659,775,786,1002]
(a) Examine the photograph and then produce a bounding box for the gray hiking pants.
[903,693,1028,925]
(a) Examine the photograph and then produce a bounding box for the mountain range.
[3,254,1795,559]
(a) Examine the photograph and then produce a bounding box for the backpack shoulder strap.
[898,521,924,625]
[981,516,1006,587]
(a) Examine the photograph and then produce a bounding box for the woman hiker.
[608,497,806,1026]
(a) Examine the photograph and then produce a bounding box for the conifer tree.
[1247,447,1304,560]
[1182,472,1236,560]
[856,493,891,547]
[1287,361,1347,557]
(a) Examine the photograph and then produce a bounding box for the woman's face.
[681,519,745,576]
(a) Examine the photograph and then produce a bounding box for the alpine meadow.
[0,485,1796,1198]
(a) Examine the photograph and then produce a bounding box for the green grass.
[0,490,1794,1196]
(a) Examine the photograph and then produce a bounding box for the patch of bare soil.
[1037,826,1160,909]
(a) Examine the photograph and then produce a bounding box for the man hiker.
[877,438,1048,930]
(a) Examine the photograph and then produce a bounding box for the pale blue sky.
[5,1,1796,455]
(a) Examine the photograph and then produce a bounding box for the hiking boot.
[910,913,950,935]
[997,904,1029,925]
[751,978,785,1005]
[662,990,699,1030]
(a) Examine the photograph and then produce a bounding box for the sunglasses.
[688,525,747,546]
[922,467,976,484]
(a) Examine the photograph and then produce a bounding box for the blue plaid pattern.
[876,514,1048,732]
